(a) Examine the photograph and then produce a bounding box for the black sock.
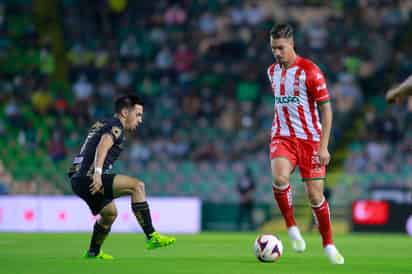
[88,222,111,256]
[131,201,155,239]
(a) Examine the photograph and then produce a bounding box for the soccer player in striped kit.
[267,24,344,264]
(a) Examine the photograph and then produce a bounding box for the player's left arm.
[308,67,332,166]
[318,102,332,166]
[90,124,122,195]
[90,134,114,195]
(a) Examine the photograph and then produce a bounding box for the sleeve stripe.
[318,99,330,105]
[267,64,275,79]
[317,94,329,100]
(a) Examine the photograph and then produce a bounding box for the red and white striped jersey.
[267,56,330,142]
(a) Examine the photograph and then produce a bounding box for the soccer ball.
[253,234,283,262]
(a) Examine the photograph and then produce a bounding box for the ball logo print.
[253,234,283,262]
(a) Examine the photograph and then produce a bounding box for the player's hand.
[90,174,104,195]
[318,147,330,166]
[386,88,402,104]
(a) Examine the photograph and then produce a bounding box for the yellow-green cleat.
[83,250,114,260]
[146,232,176,250]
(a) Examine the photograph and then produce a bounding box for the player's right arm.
[386,75,412,103]
[267,64,275,88]
[90,134,114,195]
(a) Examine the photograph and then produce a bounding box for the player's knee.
[101,209,117,225]
[308,192,324,206]
[274,174,289,186]
[131,179,145,195]
[106,213,117,224]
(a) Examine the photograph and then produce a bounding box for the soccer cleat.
[324,244,344,264]
[287,226,306,253]
[146,231,176,250]
[291,238,306,253]
[83,250,114,260]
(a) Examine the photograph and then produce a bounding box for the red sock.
[312,199,333,247]
[273,184,296,228]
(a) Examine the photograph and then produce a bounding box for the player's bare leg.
[84,202,116,259]
[113,174,175,249]
[305,179,344,264]
[271,157,305,252]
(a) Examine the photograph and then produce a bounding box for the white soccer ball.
[253,234,283,262]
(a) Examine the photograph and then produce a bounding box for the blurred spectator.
[173,44,193,73]
[129,140,151,163]
[120,34,140,59]
[332,73,363,113]
[5,98,22,126]
[199,12,217,34]
[165,132,189,159]
[155,47,173,71]
[164,4,187,26]
[0,160,11,195]
[47,131,67,162]
[244,3,265,26]
[192,141,224,162]
[236,167,256,231]
[73,74,93,103]
[31,88,53,114]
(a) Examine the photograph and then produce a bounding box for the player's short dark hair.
[114,95,144,113]
[270,24,294,39]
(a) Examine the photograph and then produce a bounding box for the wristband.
[95,167,103,174]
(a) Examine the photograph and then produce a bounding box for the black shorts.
[70,174,116,215]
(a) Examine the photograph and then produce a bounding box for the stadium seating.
[1,1,411,206]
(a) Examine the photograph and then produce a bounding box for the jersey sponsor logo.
[275,96,300,105]
[73,156,83,164]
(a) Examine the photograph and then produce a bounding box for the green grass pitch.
[1,232,411,274]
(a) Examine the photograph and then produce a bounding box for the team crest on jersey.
[316,83,327,91]
[311,153,321,172]
[271,146,277,153]
[270,139,281,153]
[111,126,122,139]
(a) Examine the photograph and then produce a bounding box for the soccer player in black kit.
[68,95,175,259]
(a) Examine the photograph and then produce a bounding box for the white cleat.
[288,226,306,253]
[324,244,345,264]
[291,238,306,253]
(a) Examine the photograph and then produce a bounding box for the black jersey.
[68,117,125,178]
